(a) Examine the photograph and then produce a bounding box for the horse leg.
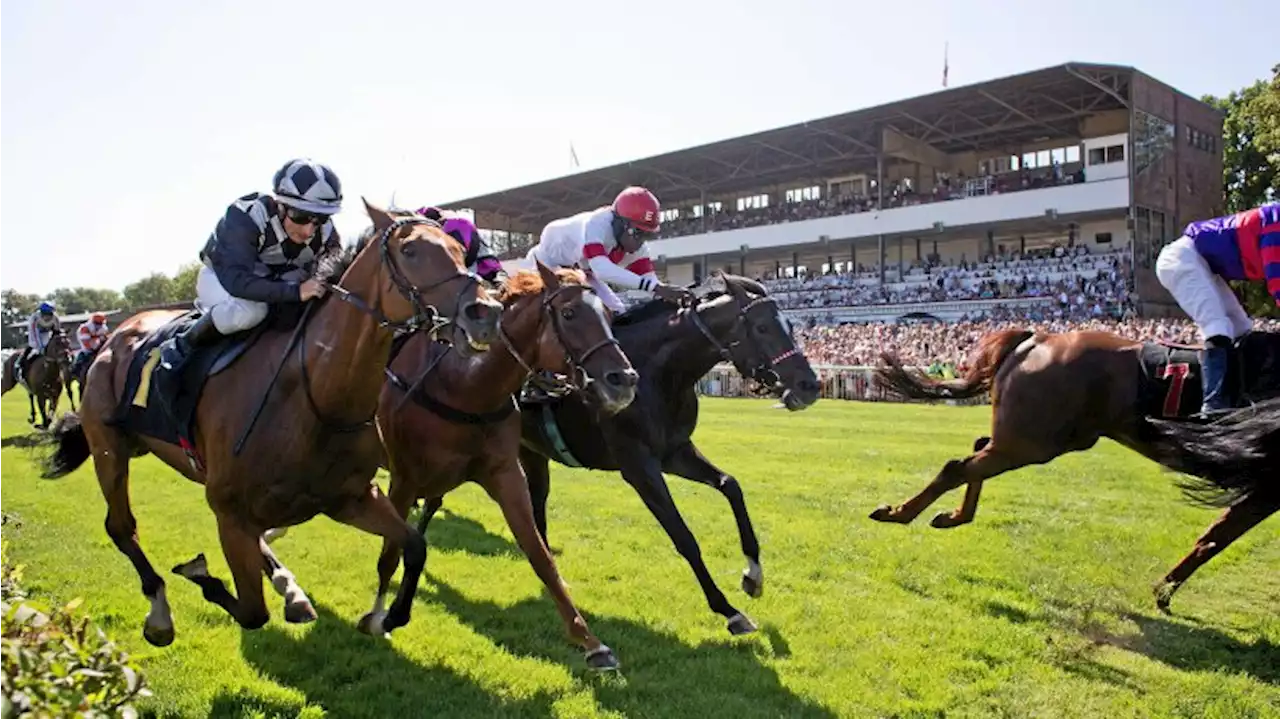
[262,527,289,544]
[359,468,420,636]
[869,442,1028,527]
[90,428,175,646]
[662,440,763,599]
[619,452,755,635]
[483,467,618,670]
[171,513,270,631]
[258,536,316,623]
[415,496,444,535]
[1154,492,1280,613]
[519,445,553,546]
[27,390,36,425]
[332,482,424,636]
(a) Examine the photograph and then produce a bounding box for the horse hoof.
[869,505,896,522]
[741,571,764,599]
[585,644,620,672]
[1153,583,1176,615]
[143,623,175,647]
[930,512,963,529]
[356,611,387,636]
[284,599,317,624]
[726,612,758,635]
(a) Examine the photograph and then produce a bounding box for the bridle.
[685,293,799,394]
[385,282,623,424]
[496,284,622,400]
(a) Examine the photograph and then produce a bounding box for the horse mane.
[498,268,587,306]
[612,272,769,328]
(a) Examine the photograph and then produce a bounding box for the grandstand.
[441,62,1223,325]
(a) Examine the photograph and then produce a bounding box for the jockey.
[73,312,110,376]
[414,207,508,285]
[1155,201,1280,415]
[157,158,344,381]
[19,301,61,377]
[523,186,691,315]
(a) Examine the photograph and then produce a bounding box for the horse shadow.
[1121,612,1280,685]
[1,432,51,450]
[208,604,560,719]
[420,576,837,719]
[409,505,522,558]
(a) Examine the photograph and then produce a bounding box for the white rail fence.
[695,364,990,405]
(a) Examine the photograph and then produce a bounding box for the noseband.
[497,284,622,398]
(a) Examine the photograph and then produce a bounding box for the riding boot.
[155,314,223,409]
[1197,336,1233,418]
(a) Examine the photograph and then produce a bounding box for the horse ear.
[363,197,394,231]
[692,272,728,300]
[722,275,749,304]
[536,259,560,290]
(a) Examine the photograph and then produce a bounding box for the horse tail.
[1143,398,1280,508]
[40,413,92,479]
[874,329,1034,401]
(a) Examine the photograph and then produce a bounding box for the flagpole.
[942,42,949,88]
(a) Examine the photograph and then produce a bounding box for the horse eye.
[561,307,575,320]
[400,243,417,258]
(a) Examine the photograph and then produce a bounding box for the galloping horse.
[364,263,638,670]
[2,330,74,428]
[421,272,822,634]
[40,201,503,646]
[871,326,1280,611]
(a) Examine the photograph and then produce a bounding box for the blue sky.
[1,0,1273,296]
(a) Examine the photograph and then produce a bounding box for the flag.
[942,42,949,88]
[570,142,580,169]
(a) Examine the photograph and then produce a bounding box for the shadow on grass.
[420,575,837,719]
[1123,612,1280,685]
[208,604,560,719]
[0,432,49,450]
[415,506,521,559]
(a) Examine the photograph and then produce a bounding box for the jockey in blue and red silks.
[1156,201,1280,415]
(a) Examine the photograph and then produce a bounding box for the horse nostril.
[606,369,639,388]
[463,302,488,322]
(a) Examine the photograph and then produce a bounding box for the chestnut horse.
[39,201,503,646]
[871,327,1280,612]
[2,330,74,427]
[363,263,638,670]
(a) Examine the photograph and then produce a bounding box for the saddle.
[1139,332,1279,418]
[112,306,298,470]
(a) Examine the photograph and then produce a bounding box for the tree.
[170,262,201,304]
[1205,63,1280,318]
[48,287,126,315]
[122,273,177,310]
[1,290,42,348]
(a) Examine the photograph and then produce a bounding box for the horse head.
[348,199,502,355]
[46,331,74,368]
[499,261,638,415]
[690,272,820,411]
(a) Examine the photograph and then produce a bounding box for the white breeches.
[1155,236,1253,341]
[522,244,627,314]
[195,265,269,334]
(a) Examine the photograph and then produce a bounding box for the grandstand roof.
[442,62,1138,232]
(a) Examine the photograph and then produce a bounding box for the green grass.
[2,392,1277,718]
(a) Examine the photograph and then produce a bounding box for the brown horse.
[363,262,638,670]
[870,327,1280,612]
[39,201,503,647]
[2,330,74,427]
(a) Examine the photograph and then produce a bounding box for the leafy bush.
[2,540,152,718]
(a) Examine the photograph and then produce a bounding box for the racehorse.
[363,262,638,671]
[869,326,1280,611]
[1,330,74,428]
[419,272,823,635]
[39,201,503,647]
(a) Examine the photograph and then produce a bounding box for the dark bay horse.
[421,272,822,635]
[2,330,74,427]
[39,201,503,647]
[365,263,638,671]
[871,327,1280,611]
